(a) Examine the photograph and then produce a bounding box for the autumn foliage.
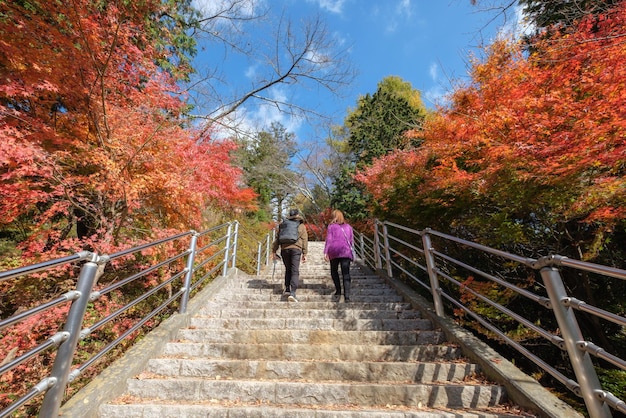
[357,2,626,263]
[0,1,257,411]
[0,0,256,266]
[353,6,626,398]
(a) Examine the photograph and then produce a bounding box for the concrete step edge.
[146,358,481,382]
[211,295,406,302]
[198,302,415,311]
[188,317,433,331]
[100,402,530,418]
[162,342,462,362]
[196,309,421,319]
[176,329,446,345]
[125,378,508,410]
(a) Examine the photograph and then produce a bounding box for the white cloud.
[386,21,398,33]
[396,0,412,18]
[191,0,263,18]
[384,0,414,33]
[306,0,347,15]
[245,65,257,79]
[497,4,535,40]
[429,62,439,82]
[423,62,455,108]
[213,86,303,141]
[424,85,448,108]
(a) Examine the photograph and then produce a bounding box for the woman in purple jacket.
[323,209,354,302]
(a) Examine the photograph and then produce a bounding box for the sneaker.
[283,288,291,295]
[288,295,298,303]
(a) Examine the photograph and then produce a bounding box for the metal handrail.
[0,220,271,418]
[0,252,93,283]
[4,216,625,417]
[354,219,626,418]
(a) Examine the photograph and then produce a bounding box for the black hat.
[289,209,299,217]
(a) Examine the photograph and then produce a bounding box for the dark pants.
[281,248,302,296]
[330,258,351,299]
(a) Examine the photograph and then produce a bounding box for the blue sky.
[189,0,522,142]
[316,0,496,106]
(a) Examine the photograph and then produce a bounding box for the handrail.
[354,220,626,418]
[0,220,271,418]
[4,217,624,417]
[0,251,93,282]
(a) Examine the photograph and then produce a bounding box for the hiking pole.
[272,257,277,281]
[271,254,281,282]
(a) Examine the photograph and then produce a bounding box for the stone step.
[162,342,463,362]
[228,282,394,292]
[239,280,395,293]
[188,317,433,331]
[97,241,534,418]
[122,378,507,410]
[147,358,479,382]
[228,288,401,298]
[100,402,527,418]
[256,269,373,273]
[249,280,367,285]
[263,271,379,278]
[211,293,405,302]
[198,305,421,319]
[249,273,387,280]
[199,301,415,312]
[176,328,445,345]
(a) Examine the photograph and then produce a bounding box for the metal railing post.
[373,221,382,270]
[421,229,445,317]
[179,231,198,314]
[230,221,239,270]
[266,234,271,266]
[256,241,262,276]
[222,222,233,276]
[382,223,393,278]
[40,255,104,418]
[541,266,612,418]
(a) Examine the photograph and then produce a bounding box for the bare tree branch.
[182,2,356,141]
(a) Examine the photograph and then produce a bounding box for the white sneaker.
[288,295,298,303]
[283,288,291,295]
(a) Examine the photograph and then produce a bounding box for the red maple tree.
[357,2,626,262]
[0,0,256,263]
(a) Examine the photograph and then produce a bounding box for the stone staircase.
[98,241,535,417]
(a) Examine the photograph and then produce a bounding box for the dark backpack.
[278,218,299,245]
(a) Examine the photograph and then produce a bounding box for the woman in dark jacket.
[272,209,308,302]
[323,209,354,302]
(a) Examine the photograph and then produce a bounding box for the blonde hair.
[331,209,346,224]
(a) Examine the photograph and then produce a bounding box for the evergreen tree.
[346,76,427,168]
[235,122,297,221]
[330,76,428,220]
[518,0,619,30]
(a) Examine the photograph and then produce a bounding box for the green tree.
[471,0,620,39]
[346,76,427,168]
[331,164,370,222]
[235,122,297,221]
[320,124,368,222]
[517,0,619,30]
[153,0,201,81]
[331,76,428,220]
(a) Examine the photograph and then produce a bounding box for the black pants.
[330,258,351,299]
[281,247,302,296]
